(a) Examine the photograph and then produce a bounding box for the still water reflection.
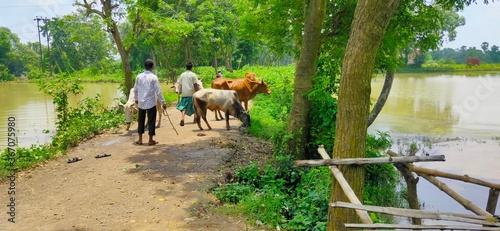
[0,82,122,149]
[369,72,500,217]
[369,73,500,136]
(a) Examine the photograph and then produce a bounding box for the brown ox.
[466,58,480,68]
[211,72,270,120]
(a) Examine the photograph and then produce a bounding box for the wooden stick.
[417,173,493,217]
[409,165,500,190]
[317,146,373,224]
[295,155,445,167]
[331,201,500,226]
[162,107,179,135]
[344,223,500,230]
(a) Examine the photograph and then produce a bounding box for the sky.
[0,0,76,44]
[0,0,499,49]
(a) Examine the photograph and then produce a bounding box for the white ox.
[121,87,163,130]
[171,79,204,101]
[192,89,250,130]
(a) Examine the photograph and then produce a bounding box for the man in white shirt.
[133,59,167,145]
[176,62,200,126]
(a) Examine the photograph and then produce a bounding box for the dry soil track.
[0,105,273,231]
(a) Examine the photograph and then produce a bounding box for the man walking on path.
[134,59,167,145]
[176,62,200,126]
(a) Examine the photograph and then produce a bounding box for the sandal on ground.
[95,154,111,158]
[67,157,82,163]
[148,141,159,145]
[180,120,184,126]
[135,141,143,145]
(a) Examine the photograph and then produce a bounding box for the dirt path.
[0,105,272,231]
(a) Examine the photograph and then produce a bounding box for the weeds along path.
[0,105,272,231]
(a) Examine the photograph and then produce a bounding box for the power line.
[34,16,44,73]
[0,4,73,8]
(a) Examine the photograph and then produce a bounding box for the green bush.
[211,64,404,229]
[212,183,254,204]
[0,64,15,81]
[0,75,124,178]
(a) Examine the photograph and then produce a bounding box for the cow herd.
[121,72,271,131]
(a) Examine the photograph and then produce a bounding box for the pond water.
[369,72,500,219]
[0,73,499,218]
[369,72,500,136]
[0,82,123,149]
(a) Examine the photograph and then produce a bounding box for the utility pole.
[43,17,53,76]
[34,16,44,73]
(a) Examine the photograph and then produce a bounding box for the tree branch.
[75,0,104,18]
[367,69,394,127]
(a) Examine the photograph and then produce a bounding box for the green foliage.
[399,60,500,73]
[283,167,331,230]
[364,132,405,209]
[51,94,124,151]
[38,74,84,128]
[0,27,39,79]
[213,127,404,229]
[231,65,294,142]
[212,183,254,204]
[0,145,59,177]
[307,68,339,154]
[0,64,14,81]
[47,14,115,74]
[191,66,219,84]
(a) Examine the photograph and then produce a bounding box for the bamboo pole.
[344,223,500,230]
[417,173,493,217]
[318,146,373,224]
[295,155,445,167]
[409,165,500,190]
[331,202,500,226]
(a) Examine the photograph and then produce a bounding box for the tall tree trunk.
[160,44,175,83]
[110,23,133,98]
[184,38,191,64]
[75,0,140,98]
[367,69,394,127]
[286,0,326,160]
[151,48,158,76]
[214,51,218,74]
[328,0,400,230]
[224,53,233,72]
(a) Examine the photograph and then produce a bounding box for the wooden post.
[486,188,499,215]
[294,155,445,167]
[410,165,500,190]
[386,150,421,225]
[331,201,500,226]
[418,173,493,217]
[318,146,373,224]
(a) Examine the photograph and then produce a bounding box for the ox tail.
[192,96,201,124]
